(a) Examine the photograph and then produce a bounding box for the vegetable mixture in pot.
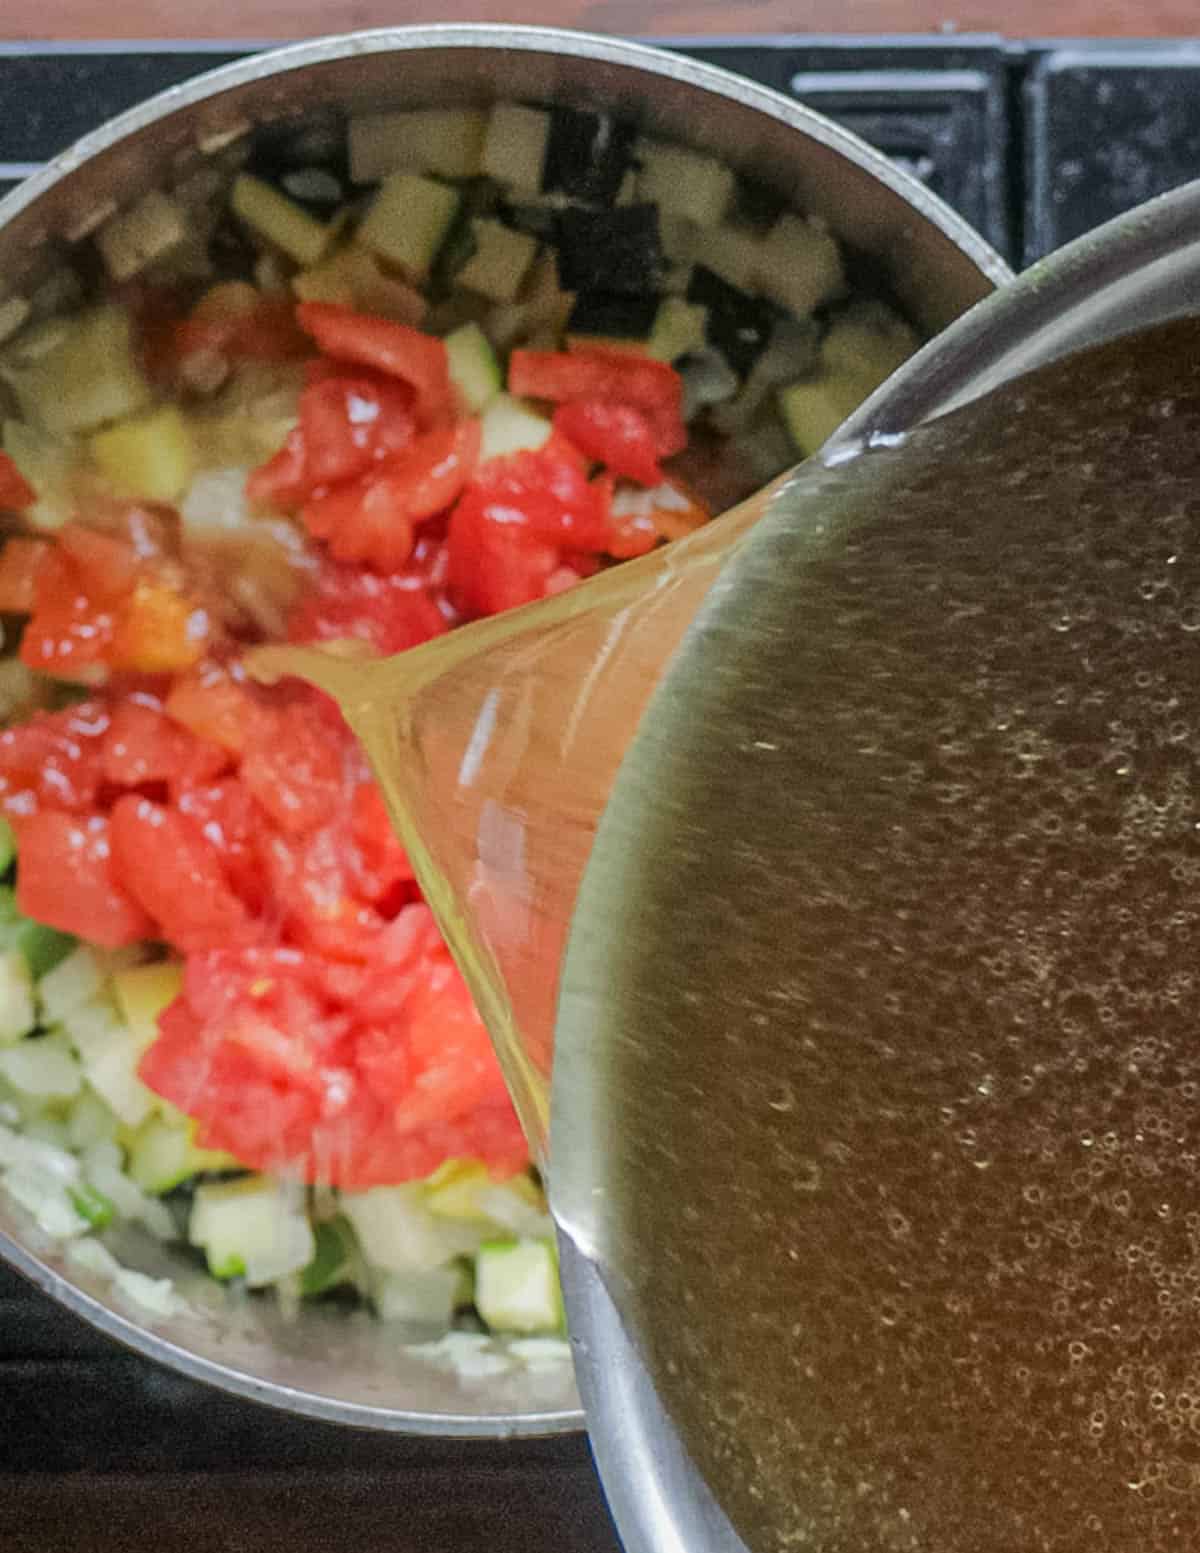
[0,97,918,1343]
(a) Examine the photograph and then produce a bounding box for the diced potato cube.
[90,405,197,504]
[231,173,334,268]
[455,219,539,303]
[480,104,551,191]
[358,173,461,282]
[96,191,188,282]
[635,140,735,228]
[349,108,487,183]
[757,214,847,318]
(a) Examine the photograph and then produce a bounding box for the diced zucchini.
[778,372,868,460]
[756,213,847,318]
[64,1002,159,1128]
[111,962,183,1049]
[300,1214,360,1297]
[39,945,106,1023]
[126,1111,240,1195]
[189,1175,314,1286]
[0,949,35,1045]
[454,219,538,304]
[648,298,709,362]
[231,173,334,268]
[89,404,197,504]
[819,300,920,395]
[2,304,153,435]
[96,191,188,282]
[0,1030,81,1101]
[479,395,552,462]
[358,173,461,283]
[445,322,502,412]
[349,108,487,184]
[475,1237,564,1334]
[341,1183,482,1274]
[480,104,551,192]
[0,818,14,876]
[372,1264,461,1325]
[635,140,735,228]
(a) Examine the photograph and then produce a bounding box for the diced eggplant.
[711,313,820,434]
[454,219,539,304]
[348,108,487,184]
[0,298,30,348]
[565,293,659,354]
[734,174,786,231]
[756,213,847,317]
[635,140,735,228]
[358,173,461,283]
[248,115,350,186]
[542,106,637,205]
[276,168,347,219]
[701,225,764,292]
[686,264,773,378]
[481,104,551,192]
[556,204,663,298]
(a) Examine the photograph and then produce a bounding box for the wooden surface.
[1,0,1193,43]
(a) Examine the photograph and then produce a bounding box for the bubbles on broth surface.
[601,317,1200,1552]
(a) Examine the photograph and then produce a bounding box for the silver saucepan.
[0,24,1009,1438]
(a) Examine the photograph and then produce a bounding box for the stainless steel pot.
[553,177,1200,1545]
[0,24,1009,1438]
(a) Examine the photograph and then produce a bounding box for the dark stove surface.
[4,32,1200,1548]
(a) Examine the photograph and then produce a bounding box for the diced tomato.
[0,539,51,614]
[552,400,664,486]
[246,428,309,513]
[302,419,479,574]
[448,489,561,617]
[264,824,386,963]
[0,452,35,512]
[296,303,453,427]
[173,778,266,913]
[239,700,344,837]
[138,937,528,1190]
[509,348,686,459]
[109,793,255,953]
[0,700,110,818]
[106,577,213,675]
[16,810,153,947]
[299,372,418,489]
[174,296,310,366]
[287,558,450,656]
[102,697,229,791]
[164,659,268,756]
[57,523,139,601]
[348,782,415,905]
[19,547,117,678]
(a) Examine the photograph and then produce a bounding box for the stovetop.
[4,31,1200,1548]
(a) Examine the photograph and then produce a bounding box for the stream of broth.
[256,314,1200,1550]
